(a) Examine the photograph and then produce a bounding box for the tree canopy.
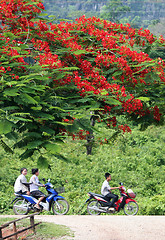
[0,0,165,161]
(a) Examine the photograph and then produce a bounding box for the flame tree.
[0,0,164,161]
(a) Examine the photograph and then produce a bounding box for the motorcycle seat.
[89,192,107,200]
[14,193,22,196]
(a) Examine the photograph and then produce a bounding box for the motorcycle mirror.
[42,178,46,182]
[119,182,123,186]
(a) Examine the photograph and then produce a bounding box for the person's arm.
[31,176,45,187]
[20,175,28,190]
[110,187,120,190]
[20,175,30,194]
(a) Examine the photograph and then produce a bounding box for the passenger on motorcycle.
[29,168,46,210]
[101,172,120,210]
[14,168,30,196]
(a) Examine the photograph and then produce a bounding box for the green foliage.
[0,125,164,215]
[100,0,130,23]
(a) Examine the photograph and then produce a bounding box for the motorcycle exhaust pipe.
[88,206,107,213]
[14,206,28,211]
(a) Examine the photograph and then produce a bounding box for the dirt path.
[1,215,165,240]
[35,215,165,240]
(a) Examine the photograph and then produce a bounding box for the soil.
[1,215,165,240]
[35,215,165,240]
[2,227,33,240]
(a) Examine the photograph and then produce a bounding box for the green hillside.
[43,0,165,31]
[0,125,165,215]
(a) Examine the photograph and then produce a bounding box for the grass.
[0,217,73,240]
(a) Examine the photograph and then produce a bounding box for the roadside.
[35,215,165,240]
[0,216,72,240]
[1,215,165,240]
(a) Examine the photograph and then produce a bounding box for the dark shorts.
[15,191,28,195]
[30,190,46,198]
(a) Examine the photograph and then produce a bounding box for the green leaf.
[31,106,42,111]
[20,93,38,105]
[49,106,65,112]
[137,97,150,102]
[54,121,72,126]
[3,88,19,97]
[54,154,68,162]
[40,126,55,135]
[2,106,19,111]
[73,50,87,55]
[19,149,34,160]
[9,116,32,122]
[3,32,16,39]
[27,140,43,149]
[33,112,54,120]
[5,132,18,141]
[0,120,13,134]
[37,156,49,168]
[113,71,123,77]
[24,132,42,139]
[0,139,14,154]
[44,143,61,154]
[104,97,122,105]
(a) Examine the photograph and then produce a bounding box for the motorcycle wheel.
[52,199,69,215]
[87,200,101,215]
[13,198,29,215]
[124,201,139,216]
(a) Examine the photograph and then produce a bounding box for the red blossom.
[118,124,132,133]
[0,2,164,137]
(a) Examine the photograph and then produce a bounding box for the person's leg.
[34,191,46,209]
[104,193,111,202]
[36,196,45,207]
[110,194,118,207]
[105,193,118,207]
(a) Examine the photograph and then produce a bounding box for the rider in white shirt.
[14,168,30,195]
[29,168,45,209]
[101,172,120,210]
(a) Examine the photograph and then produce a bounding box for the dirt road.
[1,215,165,240]
[34,215,165,240]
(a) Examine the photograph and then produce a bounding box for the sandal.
[34,204,41,210]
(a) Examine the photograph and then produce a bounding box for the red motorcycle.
[86,183,138,216]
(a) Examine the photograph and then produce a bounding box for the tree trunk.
[86,114,96,155]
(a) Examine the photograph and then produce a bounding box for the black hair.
[32,168,39,175]
[20,168,27,174]
[105,172,111,179]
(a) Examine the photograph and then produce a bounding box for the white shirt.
[30,175,43,192]
[101,180,111,196]
[14,174,28,192]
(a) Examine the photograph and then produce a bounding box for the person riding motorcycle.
[14,168,30,196]
[101,172,120,210]
[29,168,46,210]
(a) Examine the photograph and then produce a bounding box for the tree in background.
[0,0,165,160]
[100,0,130,23]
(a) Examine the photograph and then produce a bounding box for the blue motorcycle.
[12,179,69,215]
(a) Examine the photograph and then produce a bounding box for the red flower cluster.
[107,117,117,127]
[0,1,164,139]
[118,124,132,133]
[153,106,162,121]
[61,129,90,141]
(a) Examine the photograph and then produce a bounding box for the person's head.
[32,168,39,176]
[20,168,27,175]
[105,172,111,181]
